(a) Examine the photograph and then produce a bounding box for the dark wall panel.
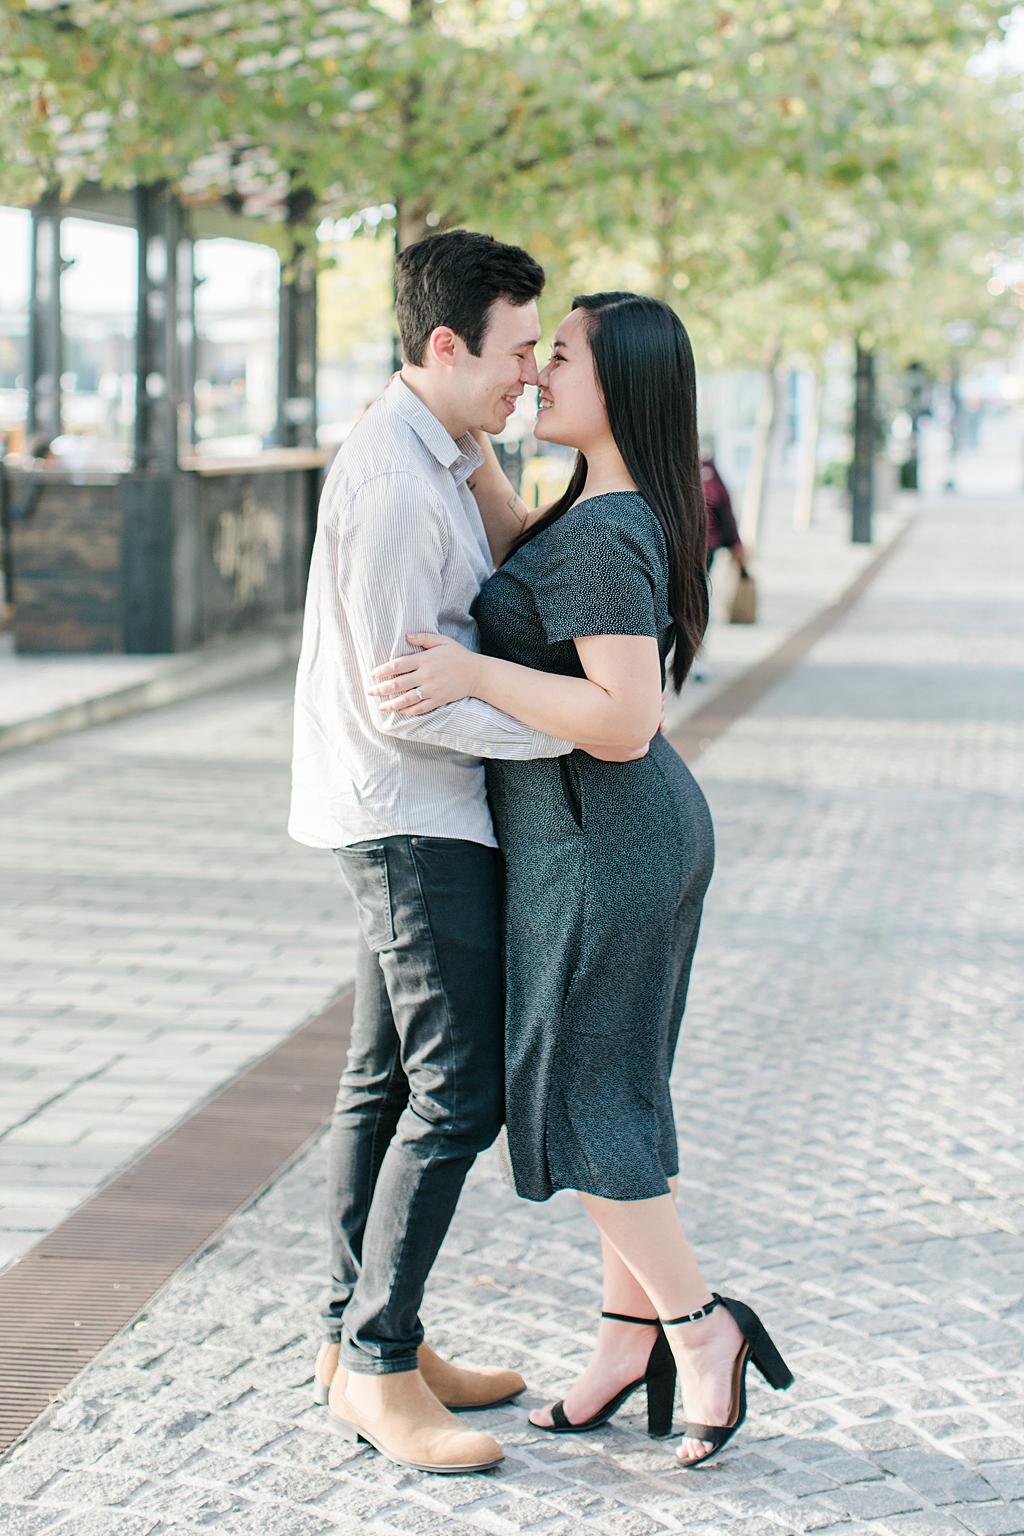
[122,475,175,654]
[10,481,123,653]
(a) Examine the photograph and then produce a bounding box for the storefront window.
[58,216,137,469]
[0,207,31,455]
[193,237,278,456]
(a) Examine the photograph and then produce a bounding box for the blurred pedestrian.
[700,438,745,574]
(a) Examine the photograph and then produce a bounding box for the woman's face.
[534,308,609,451]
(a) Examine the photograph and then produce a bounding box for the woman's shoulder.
[555,490,666,562]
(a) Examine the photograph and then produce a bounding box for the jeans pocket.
[335,845,395,951]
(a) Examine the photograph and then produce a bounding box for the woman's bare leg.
[578,1190,744,1462]
[528,1234,659,1427]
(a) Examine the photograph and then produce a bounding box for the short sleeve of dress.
[528,492,669,643]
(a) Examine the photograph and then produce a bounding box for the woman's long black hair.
[513,292,708,691]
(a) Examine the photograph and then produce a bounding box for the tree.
[4,0,1020,538]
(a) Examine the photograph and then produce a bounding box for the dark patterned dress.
[474,491,715,1203]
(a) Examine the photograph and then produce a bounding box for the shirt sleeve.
[530,504,667,643]
[336,471,571,760]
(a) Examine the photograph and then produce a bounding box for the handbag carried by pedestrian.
[730,566,757,624]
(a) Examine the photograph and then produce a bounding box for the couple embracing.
[288,230,792,1476]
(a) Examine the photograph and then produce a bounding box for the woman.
[368,293,792,1466]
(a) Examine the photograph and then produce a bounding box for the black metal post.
[277,253,317,448]
[28,198,62,444]
[176,228,197,461]
[946,352,962,492]
[0,441,11,619]
[851,343,875,544]
[135,184,184,473]
[900,361,925,491]
[277,187,318,450]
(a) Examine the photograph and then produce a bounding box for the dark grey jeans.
[326,835,504,1375]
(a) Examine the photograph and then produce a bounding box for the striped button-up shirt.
[289,377,571,850]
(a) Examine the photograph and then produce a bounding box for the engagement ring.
[413,687,424,702]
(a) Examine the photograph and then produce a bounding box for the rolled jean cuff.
[341,1343,420,1376]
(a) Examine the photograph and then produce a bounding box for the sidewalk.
[0,669,354,1271]
[2,492,1023,1536]
[0,618,302,755]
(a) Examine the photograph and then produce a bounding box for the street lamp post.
[899,362,928,492]
[851,342,875,544]
[942,320,976,493]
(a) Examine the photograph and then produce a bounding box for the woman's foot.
[667,1304,745,1463]
[529,1317,659,1428]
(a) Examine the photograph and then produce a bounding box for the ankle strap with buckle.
[662,1294,720,1325]
[600,1310,660,1325]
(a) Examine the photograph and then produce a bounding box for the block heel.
[750,1324,794,1392]
[537,1311,677,1439]
[662,1292,793,1468]
[643,1337,677,1438]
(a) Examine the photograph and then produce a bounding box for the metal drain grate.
[0,987,353,1455]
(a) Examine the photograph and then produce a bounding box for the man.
[288,231,572,1474]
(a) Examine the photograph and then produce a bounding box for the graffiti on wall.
[214,491,284,607]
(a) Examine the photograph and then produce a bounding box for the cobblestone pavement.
[0,680,355,1266]
[2,494,1024,1536]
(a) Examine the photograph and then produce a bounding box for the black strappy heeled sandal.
[534,1311,678,1439]
[664,1293,794,1468]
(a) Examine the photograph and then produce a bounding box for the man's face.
[457,298,541,435]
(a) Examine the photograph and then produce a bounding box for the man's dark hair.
[395,230,545,366]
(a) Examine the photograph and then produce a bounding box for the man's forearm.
[378,692,570,760]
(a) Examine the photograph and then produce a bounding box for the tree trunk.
[850,343,875,543]
[739,336,780,552]
[652,196,679,302]
[792,371,820,530]
[395,199,431,253]
[390,0,434,364]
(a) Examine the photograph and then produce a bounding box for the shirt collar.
[385,375,484,486]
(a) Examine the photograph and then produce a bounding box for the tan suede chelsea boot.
[327,1366,504,1473]
[314,1339,524,1410]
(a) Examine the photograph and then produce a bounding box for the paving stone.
[952,1504,1024,1536]
[979,1470,1024,1503]
[36,1468,151,1506]
[214,1509,336,1536]
[875,1516,972,1536]
[381,1504,457,1531]
[847,1424,929,1454]
[820,1479,925,1520]
[0,1508,65,1535]
[0,1466,58,1501]
[179,1451,269,1487]
[44,1514,162,1536]
[875,1450,996,1505]
[135,1483,250,1522]
[958,1441,1024,1467]
[8,1433,122,1473]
